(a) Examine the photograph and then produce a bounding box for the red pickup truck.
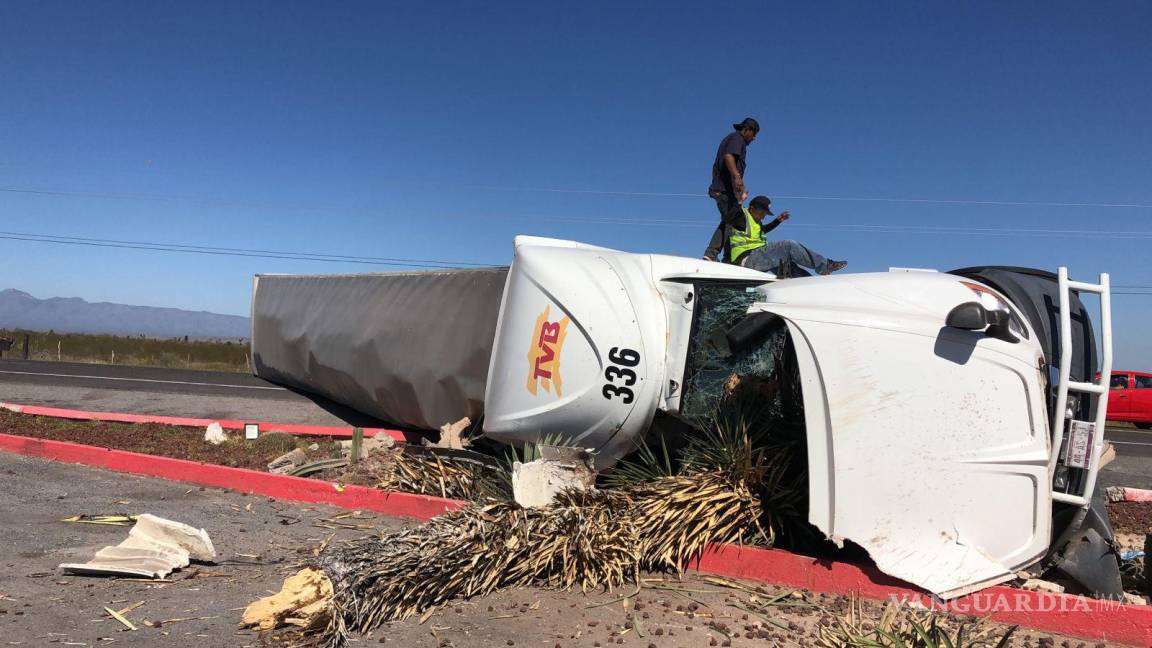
[1107,370,1152,429]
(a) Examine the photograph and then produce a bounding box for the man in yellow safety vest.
[729,196,847,277]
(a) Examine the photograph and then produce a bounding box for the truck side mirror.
[985,308,1019,343]
[945,302,988,330]
[945,302,1018,343]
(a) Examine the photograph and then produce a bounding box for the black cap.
[749,195,773,215]
[733,117,760,132]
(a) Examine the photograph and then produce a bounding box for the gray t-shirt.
[708,131,747,196]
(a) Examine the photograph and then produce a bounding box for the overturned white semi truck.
[251,236,1118,600]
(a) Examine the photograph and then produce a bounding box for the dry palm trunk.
[304,471,761,647]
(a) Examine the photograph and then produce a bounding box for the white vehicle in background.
[483,236,1117,600]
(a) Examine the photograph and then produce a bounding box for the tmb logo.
[527,305,570,396]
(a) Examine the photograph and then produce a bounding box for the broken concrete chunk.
[338,434,395,458]
[242,567,333,631]
[268,448,308,474]
[204,421,228,445]
[1020,578,1065,594]
[366,433,396,453]
[1123,592,1149,606]
[60,514,214,579]
[512,449,597,508]
[434,416,471,450]
[130,514,216,561]
[1105,486,1126,503]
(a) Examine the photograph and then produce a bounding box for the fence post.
[111,349,115,365]
[22,334,29,360]
[57,340,61,362]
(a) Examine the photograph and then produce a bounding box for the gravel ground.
[0,453,1136,648]
[1109,501,1152,535]
[0,409,342,470]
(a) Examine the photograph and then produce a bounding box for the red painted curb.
[0,432,1147,646]
[697,544,1152,646]
[1124,487,1152,503]
[0,401,411,442]
[0,432,461,520]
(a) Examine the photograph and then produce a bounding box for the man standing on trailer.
[702,117,759,262]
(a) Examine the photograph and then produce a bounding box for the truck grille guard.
[1048,267,1112,510]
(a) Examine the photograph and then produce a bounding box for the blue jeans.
[743,240,830,275]
[703,191,742,261]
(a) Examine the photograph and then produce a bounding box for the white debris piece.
[130,514,216,561]
[1020,578,1066,594]
[204,421,228,445]
[60,514,216,579]
[511,447,597,509]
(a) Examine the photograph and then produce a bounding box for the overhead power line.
[0,231,499,269]
[5,183,1152,211]
[470,213,1152,239]
[478,186,1152,209]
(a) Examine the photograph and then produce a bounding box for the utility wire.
[0,230,498,267]
[468,213,1152,239]
[472,185,1152,207]
[0,232,499,269]
[5,183,1152,210]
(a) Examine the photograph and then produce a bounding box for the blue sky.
[1,2,1150,365]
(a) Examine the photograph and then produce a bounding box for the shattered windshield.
[679,281,788,419]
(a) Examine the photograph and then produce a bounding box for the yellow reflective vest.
[728,208,765,262]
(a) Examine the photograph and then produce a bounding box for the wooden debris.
[104,606,138,631]
[241,567,333,631]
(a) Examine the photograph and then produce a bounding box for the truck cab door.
[1109,372,1132,420]
[1131,373,1152,424]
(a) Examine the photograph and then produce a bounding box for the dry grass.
[341,448,507,501]
[816,599,1015,648]
[0,328,249,372]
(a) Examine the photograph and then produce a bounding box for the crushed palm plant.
[295,471,761,645]
[339,447,509,502]
[817,599,1016,648]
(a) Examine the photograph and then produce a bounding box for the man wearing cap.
[702,117,759,262]
[729,195,847,276]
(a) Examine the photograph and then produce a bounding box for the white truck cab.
[484,236,1114,600]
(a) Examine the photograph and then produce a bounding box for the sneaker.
[702,256,718,262]
[820,260,847,275]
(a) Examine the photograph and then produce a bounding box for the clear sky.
[1,2,1150,365]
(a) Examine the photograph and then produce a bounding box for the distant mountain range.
[0,289,250,339]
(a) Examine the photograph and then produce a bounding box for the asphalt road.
[1104,425,1152,458]
[0,358,295,399]
[0,452,408,647]
[0,359,388,427]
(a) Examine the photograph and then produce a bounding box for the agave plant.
[604,384,813,549]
